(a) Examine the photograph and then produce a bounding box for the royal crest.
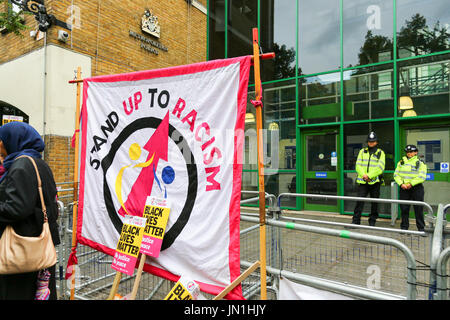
[141,9,160,38]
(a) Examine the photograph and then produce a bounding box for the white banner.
[77,57,251,299]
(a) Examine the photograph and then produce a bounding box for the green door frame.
[302,128,341,212]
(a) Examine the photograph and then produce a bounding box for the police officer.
[394,144,427,231]
[352,132,386,226]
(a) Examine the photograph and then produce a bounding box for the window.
[244,81,296,171]
[263,82,296,170]
[343,64,394,121]
[227,0,257,59]
[397,0,450,58]
[299,72,341,124]
[208,0,226,60]
[298,0,340,75]
[343,0,393,68]
[260,0,297,82]
[398,55,450,117]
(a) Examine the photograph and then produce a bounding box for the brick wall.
[1,1,207,70]
[44,134,75,204]
[0,3,42,62]
[46,0,207,75]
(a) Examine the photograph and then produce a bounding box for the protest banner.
[75,56,252,299]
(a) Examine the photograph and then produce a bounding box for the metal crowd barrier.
[241,214,418,299]
[428,203,446,299]
[245,192,440,299]
[53,190,449,300]
[433,204,450,300]
[445,204,450,213]
[278,192,434,221]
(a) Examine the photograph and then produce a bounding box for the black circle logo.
[102,117,197,250]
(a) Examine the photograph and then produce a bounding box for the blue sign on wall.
[315,172,327,178]
[426,173,434,180]
[441,162,449,173]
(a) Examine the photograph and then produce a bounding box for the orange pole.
[70,67,81,300]
[252,27,267,300]
[251,52,275,63]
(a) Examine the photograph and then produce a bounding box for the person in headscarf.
[0,122,60,300]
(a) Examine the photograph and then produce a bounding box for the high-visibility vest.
[394,155,427,186]
[355,147,385,184]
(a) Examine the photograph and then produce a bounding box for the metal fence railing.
[241,214,419,299]
[432,204,450,300]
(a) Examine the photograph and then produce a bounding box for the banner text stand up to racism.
[68,33,275,300]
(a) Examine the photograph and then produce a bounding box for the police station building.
[207,0,450,217]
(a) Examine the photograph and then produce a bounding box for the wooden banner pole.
[106,254,145,300]
[252,27,267,300]
[129,254,147,300]
[70,67,82,300]
[213,261,260,300]
[107,271,123,300]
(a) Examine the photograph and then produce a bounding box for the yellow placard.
[115,216,146,257]
[164,282,193,300]
[164,276,201,300]
[143,204,170,239]
[2,115,23,125]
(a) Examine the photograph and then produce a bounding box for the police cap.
[404,144,418,152]
[367,131,378,142]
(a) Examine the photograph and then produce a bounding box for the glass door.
[302,129,340,212]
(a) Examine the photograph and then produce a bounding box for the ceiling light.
[245,113,255,123]
[399,96,413,110]
[402,109,417,117]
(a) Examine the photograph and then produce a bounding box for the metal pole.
[436,246,450,300]
[429,204,445,299]
[277,192,434,217]
[390,181,398,225]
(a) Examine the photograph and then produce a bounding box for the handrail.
[278,215,425,236]
[241,215,417,299]
[241,190,277,209]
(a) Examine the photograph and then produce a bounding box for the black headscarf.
[0,122,44,182]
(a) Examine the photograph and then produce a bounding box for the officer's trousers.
[352,182,380,225]
[399,183,425,231]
